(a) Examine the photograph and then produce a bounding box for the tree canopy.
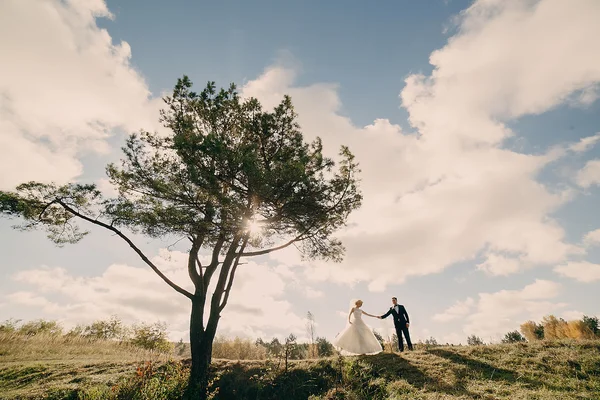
[0,76,362,398]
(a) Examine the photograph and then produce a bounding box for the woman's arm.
[362,311,379,318]
[348,307,355,324]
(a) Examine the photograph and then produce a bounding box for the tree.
[284,333,298,372]
[582,315,599,336]
[130,321,173,353]
[0,78,361,399]
[520,320,544,341]
[372,330,385,350]
[467,334,484,346]
[18,319,62,336]
[424,336,439,346]
[502,330,526,343]
[315,336,334,357]
[306,311,316,358]
[84,316,126,341]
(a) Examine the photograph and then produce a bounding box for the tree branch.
[219,236,248,312]
[203,234,225,293]
[187,236,203,287]
[56,200,194,300]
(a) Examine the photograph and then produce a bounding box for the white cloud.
[0,0,163,189]
[7,249,307,340]
[432,297,475,322]
[576,160,600,188]
[252,0,600,290]
[554,261,600,283]
[477,252,522,276]
[462,279,565,340]
[569,133,600,153]
[583,229,600,247]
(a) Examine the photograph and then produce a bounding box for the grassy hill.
[1,332,599,399]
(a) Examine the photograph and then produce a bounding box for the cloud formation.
[0,0,162,189]
[245,0,600,289]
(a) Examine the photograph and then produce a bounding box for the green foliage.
[466,335,484,346]
[129,322,173,353]
[502,330,526,343]
[583,315,599,336]
[424,336,439,346]
[18,320,63,337]
[315,337,335,357]
[0,319,21,333]
[372,330,385,350]
[0,77,363,397]
[84,316,126,340]
[520,320,545,341]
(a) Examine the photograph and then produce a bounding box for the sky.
[1,0,600,345]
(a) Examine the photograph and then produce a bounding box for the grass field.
[1,333,599,399]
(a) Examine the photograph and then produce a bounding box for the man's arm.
[380,308,392,319]
[401,305,410,324]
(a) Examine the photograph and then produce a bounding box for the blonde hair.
[355,299,363,307]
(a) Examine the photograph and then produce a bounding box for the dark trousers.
[396,325,413,351]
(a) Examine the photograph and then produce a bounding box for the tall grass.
[0,331,166,363]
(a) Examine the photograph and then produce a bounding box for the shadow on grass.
[208,360,338,400]
[427,348,564,393]
[354,352,477,397]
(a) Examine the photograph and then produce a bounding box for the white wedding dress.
[333,308,382,355]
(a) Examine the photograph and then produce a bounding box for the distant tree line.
[0,316,172,353]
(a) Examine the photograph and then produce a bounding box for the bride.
[333,299,383,355]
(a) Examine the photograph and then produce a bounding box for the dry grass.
[1,336,599,399]
[0,332,171,364]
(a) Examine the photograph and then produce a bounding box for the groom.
[380,297,413,352]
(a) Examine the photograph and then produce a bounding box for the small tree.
[520,320,544,341]
[467,335,484,346]
[306,311,317,358]
[390,333,399,352]
[130,321,173,353]
[284,334,298,372]
[0,319,21,333]
[372,330,385,350]
[315,336,334,357]
[84,316,126,341]
[424,336,439,346]
[582,315,599,336]
[502,330,526,343]
[0,78,361,399]
[18,320,62,336]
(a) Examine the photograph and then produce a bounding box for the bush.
[467,335,484,346]
[502,330,526,343]
[582,315,599,336]
[520,320,544,341]
[84,316,126,340]
[316,337,335,357]
[18,319,62,336]
[213,336,267,360]
[0,318,21,333]
[129,322,173,353]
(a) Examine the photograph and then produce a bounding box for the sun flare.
[246,219,263,236]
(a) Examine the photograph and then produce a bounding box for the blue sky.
[1,0,600,344]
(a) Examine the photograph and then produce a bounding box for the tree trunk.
[186,298,214,400]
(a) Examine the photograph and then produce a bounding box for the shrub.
[467,335,484,345]
[502,330,526,343]
[129,321,173,353]
[18,319,62,336]
[316,336,335,357]
[84,316,126,340]
[520,320,544,341]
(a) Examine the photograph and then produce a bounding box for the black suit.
[381,304,413,351]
